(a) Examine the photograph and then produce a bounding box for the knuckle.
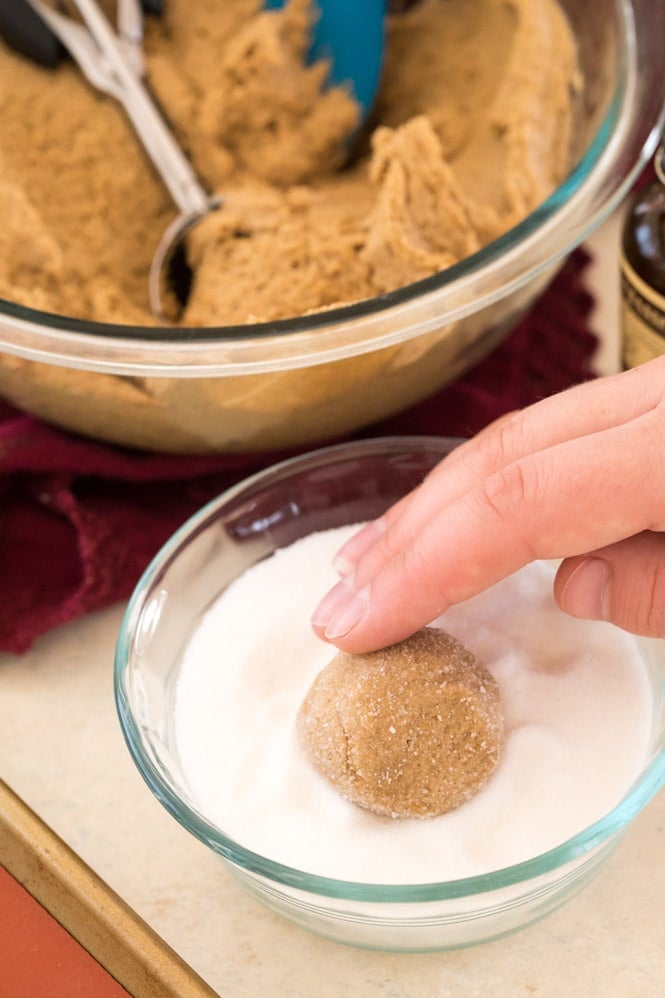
[355,521,411,585]
[474,458,542,560]
[610,534,665,637]
[470,410,525,480]
[479,459,533,523]
[402,532,432,584]
[642,602,665,638]
[377,520,410,563]
[637,559,665,636]
[641,403,665,527]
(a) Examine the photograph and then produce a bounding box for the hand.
[311,355,665,652]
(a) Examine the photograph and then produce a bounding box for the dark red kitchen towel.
[0,247,597,655]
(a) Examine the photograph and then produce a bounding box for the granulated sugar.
[173,525,653,884]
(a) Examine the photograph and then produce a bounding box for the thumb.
[555,531,665,637]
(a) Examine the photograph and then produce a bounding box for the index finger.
[314,359,665,647]
[332,359,665,588]
[315,399,665,652]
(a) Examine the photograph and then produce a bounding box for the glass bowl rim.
[114,435,665,903]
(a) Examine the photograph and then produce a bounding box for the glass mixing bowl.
[114,437,665,951]
[1,0,664,453]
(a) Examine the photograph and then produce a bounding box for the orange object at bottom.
[0,865,130,998]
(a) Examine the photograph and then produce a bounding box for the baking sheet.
[0,778,218,998]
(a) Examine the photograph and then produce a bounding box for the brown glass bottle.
[620,143,665,369]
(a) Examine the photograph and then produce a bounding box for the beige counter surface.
[1,217,664,997]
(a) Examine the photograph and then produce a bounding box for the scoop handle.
[0,0,64,67]
[72,0,213,216]
[0,0,162,67]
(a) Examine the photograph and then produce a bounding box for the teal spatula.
[264,0,386,121]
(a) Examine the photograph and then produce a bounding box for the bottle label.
[620,253,665,368]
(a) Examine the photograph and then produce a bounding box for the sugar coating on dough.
[297,628,504,818]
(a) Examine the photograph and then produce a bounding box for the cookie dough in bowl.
[0,0,663,451]
[0,0,578,326]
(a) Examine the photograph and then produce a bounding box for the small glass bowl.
[114,437,665,951]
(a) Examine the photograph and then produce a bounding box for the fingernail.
[333,551,361,576]
[325,586,370,640]
[333,519,385,575]
[561,557,611,621]
[312,577,355,630]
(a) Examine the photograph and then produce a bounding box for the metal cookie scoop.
[24,0,219,321]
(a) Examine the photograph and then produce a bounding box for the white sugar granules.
[173,525,653,884]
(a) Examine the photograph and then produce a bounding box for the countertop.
[1,214,664,998]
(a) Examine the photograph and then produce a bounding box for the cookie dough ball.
[298,627,503,818]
